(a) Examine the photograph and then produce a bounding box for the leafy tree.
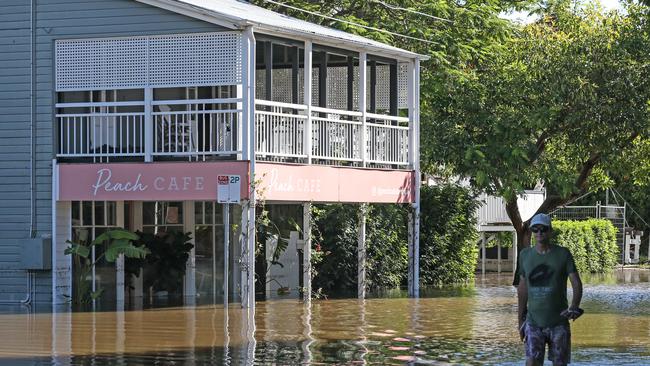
[426,3,650,252]
[420,184,480,285]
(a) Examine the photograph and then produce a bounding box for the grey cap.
[530,213,552,228]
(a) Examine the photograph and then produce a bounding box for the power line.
[370,0,453,23]
[260,0,438,45]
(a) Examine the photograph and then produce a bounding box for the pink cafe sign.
[58,162,249,201]
[256,163,415,203]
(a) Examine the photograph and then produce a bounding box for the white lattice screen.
[56,32,243,91]
[255,63,408,110]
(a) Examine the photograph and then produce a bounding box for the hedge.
[310,184,480,295]
[552,219,619,273]
[419,184,479,285]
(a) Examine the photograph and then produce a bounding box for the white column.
[304,41,313,164]
[358,204,367,299]
[246,27,257,311]
[237,84,244,160]
[359,52,367,167]
[407,61,415,168]
[407,208,414,297]
[52,160,73,305]
[144,88,153,162]
[481,233,486,275]
[241,28,251,161]
[224,204,230,307]
[302,203,312,302]
[497,240,501,274]
[412,58,421,297]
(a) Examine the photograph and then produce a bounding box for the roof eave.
[136,0,429,61]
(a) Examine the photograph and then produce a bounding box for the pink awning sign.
[256,163,415,203]
[58,162,250,201]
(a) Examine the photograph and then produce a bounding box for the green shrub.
[419,184,480,285]
[365,204,409,289]
[552,219,619,273]
[310,184,481,294]
[311,204,361,294]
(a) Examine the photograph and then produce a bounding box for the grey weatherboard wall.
[0,0,227,304]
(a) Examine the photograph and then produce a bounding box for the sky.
[503,0,624,23]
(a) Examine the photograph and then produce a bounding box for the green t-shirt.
[519,244,577,328]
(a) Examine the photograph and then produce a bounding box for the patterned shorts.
[524,323,571,365]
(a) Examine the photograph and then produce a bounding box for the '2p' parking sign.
[217,175,241,203]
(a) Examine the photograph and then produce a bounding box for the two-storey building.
[0,0,425,309]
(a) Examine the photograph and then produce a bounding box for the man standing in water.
[517,213,583,366]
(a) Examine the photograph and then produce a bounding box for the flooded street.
[0,269,649,365]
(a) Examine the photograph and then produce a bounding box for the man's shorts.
[524,322,571,365]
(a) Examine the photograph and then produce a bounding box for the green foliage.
[419,184,480,285]
[365,204,409,289]
[65,229,148,305]
[311,185,480,293]
[427,2,650,230]
[311,204,359,294]
[484,232,513,248]
[552,219,619,273]
[125,231,193,295]
[310,203,409,294]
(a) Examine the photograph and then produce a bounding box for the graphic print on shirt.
[528,264,554,299]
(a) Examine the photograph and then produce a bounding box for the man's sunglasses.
[530,226,549,233]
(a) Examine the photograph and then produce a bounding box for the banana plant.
[65,229,149,305]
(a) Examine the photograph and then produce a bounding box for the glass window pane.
[213,202,222,224]
[164,203,181,225]
[106,202,117,226]
[195,202,204,225]
[82,201,93,226]
[72,201,80,225]
[72,227,90,245]
[205,202,213,225]
[94,201,105,226]
[143,202,158,225]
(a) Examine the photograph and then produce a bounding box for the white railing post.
[407,61,415,168]
[304,41,313,164]
[242,30,250,161]
[413,58,421,297]
[237,85,244,160]
[144,88,153,162]
[359,52,367,167]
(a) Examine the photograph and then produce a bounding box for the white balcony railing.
[254,100,411,166]
[56,101,146,158]
[57,98,242,160]
[477,190,546,227]
[366,112,409,165]
[311,106,363,162]
[57,98,411,166]
[152,99,240,157]
[255,100,308,158]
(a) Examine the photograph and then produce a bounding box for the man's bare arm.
[569,272,583,309]
[560,272,584,320]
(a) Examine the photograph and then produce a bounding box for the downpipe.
[0,270,34,305]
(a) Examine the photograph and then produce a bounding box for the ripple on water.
[0,270,648,365]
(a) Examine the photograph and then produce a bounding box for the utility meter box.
[20,238,52,270]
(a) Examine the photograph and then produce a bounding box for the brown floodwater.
[0,269,649,365]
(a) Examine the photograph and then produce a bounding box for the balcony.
[477,190,546,229]
[255,100,410,167]
[56,98,411,168]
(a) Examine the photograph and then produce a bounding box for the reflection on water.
[0,269,649,365]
